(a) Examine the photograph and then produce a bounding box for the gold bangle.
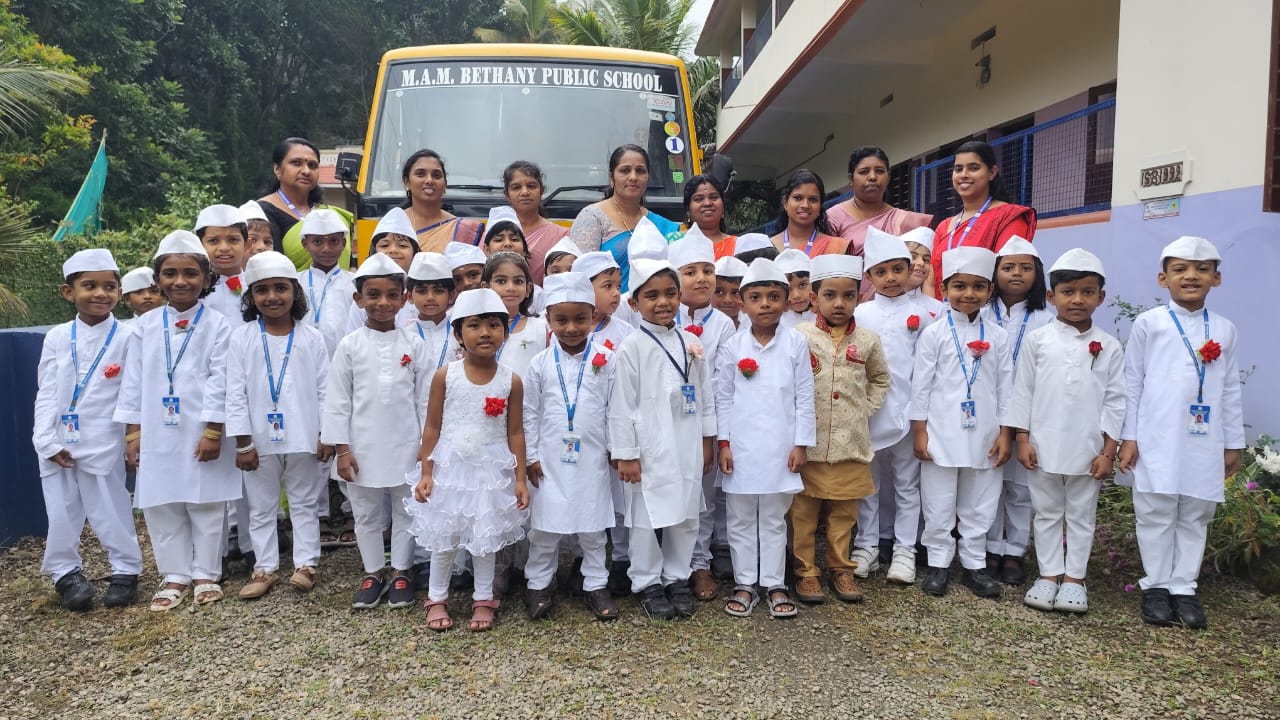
[202,429,223,441]
[124,431,141,442]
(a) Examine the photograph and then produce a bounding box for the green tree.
[551,0,696,56]
[475,0,561,43]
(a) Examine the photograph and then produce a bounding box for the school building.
[697,0,1280,438]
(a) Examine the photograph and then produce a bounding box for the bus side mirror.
[709,153,735,189]
[336,151,362,183]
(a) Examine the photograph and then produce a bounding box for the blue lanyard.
[946,196,994,251]
[162,305,204,396]
[308,268,340,323]
[553,343,591,432]
[946,310,985,400]
[785,228,818,256]
[639,326,690,383]
[496,314,522,361]
[276,189,306,218]
[677,306,715,327]
[416,318,452,369]
[1168,307,1210,403]
[994,304,1032,366]
[259,319,295,411]
[68,319,118,412]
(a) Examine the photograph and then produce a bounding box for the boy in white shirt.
[712,255,748,330]
[900,227,945,317]
[522,272,620,621]
[33,249,143,611]
[909,246,1013,599]
[1007,248,1124,614]
[1118,236,1244,629]
[402,252,458,368]
[196,204,250,322]
[851,228,939,584]
[715,258,815,618]
[776,249,815,330]
[120,267,164,323]
[239,200,273,258]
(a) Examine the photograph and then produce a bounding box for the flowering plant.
[1089,340,1103,368]
[737,358,758,378]
[688,342,704,361]
[174,319,190,333]
[484,397,507,417]
[967,340,990,357]
[103,364,121,379]
[400,354,412,367]
[684,324,703,337]
[591,352,608,374]
[906,314,921,332]
[226,276,243,296]
[1198,339,1222,364]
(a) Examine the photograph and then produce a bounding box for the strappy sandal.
[148,586,188,612]
[723,585,759,618]
[337,518,357,547]
[318,518,340,549]
[423,599,452,632]
[767,586,799,619]
[193,582,223,605]
[469,599,499,632]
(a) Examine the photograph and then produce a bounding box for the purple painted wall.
[1035,185,1280,441]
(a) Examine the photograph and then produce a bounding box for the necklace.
[851,195,887,219]
[611,197,642,232]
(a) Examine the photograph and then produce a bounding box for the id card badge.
[960,400,977,430]
[60,413,81,445]
[267,412,286,443]
[161,396,181,427]
[560,434,581,464]
[681,384,698,415]
[1189,404,1211,436]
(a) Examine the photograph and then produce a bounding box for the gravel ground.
[1,520,1278,720]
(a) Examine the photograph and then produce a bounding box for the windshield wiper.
[448,184,503,191]
[542,184,666,204]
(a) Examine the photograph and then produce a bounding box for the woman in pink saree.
[503,160,569,285]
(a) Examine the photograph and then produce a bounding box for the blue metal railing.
[722,59,742,105]
[913,98,1116,221]
[742,5,774,73]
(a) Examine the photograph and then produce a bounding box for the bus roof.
[380,44,687,67]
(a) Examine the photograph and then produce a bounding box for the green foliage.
[1207,437,1280,574]
[552,0,697,56]
[475,0,561,43]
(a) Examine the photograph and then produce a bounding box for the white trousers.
[1133,491,1217,595]
[919,464,1001,570]
[856,434,922,551]
[41,467,142,582]
[429,549,495,602]
[693,457,729,570]
[725,492,792,588]
[986,462,1032,556]
[1027,470,1100,579]
[243,453,323,573]
[143,501,226,585]
[610,470,630,562]
[525,529,608,592]
[346,483,414,574]
[628,515,699,592]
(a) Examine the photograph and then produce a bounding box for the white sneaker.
[1023,578,1059,611]
[850,546,879,578]
[886,549,916,584]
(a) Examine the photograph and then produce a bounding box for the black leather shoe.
[1000,555,1026,585]
[55,570,94,612]
[961,568,1003,598]
[607,561,631,597]
[1170,594,1208,629]
[921,566,950,596]
[667,580,696,618]
[709,548,734,580]
[637,584,676,620]
[525,586,556,620]
[102,574,139,608]
[1140,588,1176,626]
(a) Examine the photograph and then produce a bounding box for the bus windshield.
[366,57,694,206]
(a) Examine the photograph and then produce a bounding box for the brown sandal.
[424,599,452,632]
[469,599,499,632]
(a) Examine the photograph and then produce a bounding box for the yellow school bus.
[342,44,703,261]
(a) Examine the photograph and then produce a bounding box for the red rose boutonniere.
[967,340,990,358]
[591,352,608,374]
[1198,339,1222,364]
[1088,340,1103,368]
[810,353,820,374]
[226,276,243,296]
[906,314,921,332]
[685,324,703,337]
[603,339,615,350]
[400,354,412,367]
[484,397,507,417]
[737,358,759,378]
[174,319,190,333]
[103,363,121,379]
[846,344,862,363]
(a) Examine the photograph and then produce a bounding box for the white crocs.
[1023,578,1059,611]
[850,546,880,578]
[886,548,916,584]
[1053,582,1089,613]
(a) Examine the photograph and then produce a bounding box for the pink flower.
[1123,583,1136,593]
[1246,481,1259,491]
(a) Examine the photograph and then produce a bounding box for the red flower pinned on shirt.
[173,319,190,333]
[484,397,507,417]
[225,276,243,296]
[1198,339,1222,364]
[967,340,990,357]
[591,352,608,374]
[103,363,121,379]
[400,354,412,367]
[737,358,759,378]
[810,353,820,374]
[846,344,861,363]
[603,339,615,350]
[906,314,921,332]
[1088,340,1103,368]
[684,324,703,337]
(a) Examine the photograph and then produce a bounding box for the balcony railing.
[722,59,742,104]
[742,5,773,73]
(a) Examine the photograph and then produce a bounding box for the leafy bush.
[1206,436,1280,573]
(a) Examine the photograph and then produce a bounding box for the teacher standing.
[257,137,323,249]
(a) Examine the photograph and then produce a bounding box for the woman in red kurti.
[931,140,1036,295]
[770,169,849,257]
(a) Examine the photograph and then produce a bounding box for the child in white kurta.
[321,253,431,609]
[981,236,1055,585]
[409,288,531,633]
[714,259,815,619]
[852,228,939,585]
[34,249,143,611]
[225,252,331,598]
[115,231,240,610]
[1006,248,1124,614]
[1118,236,1245,630]
[609,259,716,620]
[521,273,618,621]
[909,247,1012,599]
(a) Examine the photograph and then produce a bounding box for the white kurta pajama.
[854,292,939,554]
[299,266,356,523]
[908,309,1012,570]
[1120,303,1244,595]
[114,302,240,585]
[714,326,815,589]
[609,320,716,591]
[321,326,431,573]
[33,317,143,582]
[980,300,1055,557]
[206,274,257,557]
[588,316,639,563]
[522,342,616,592]
[225,321,330,574]
[1004,320,1125,579]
